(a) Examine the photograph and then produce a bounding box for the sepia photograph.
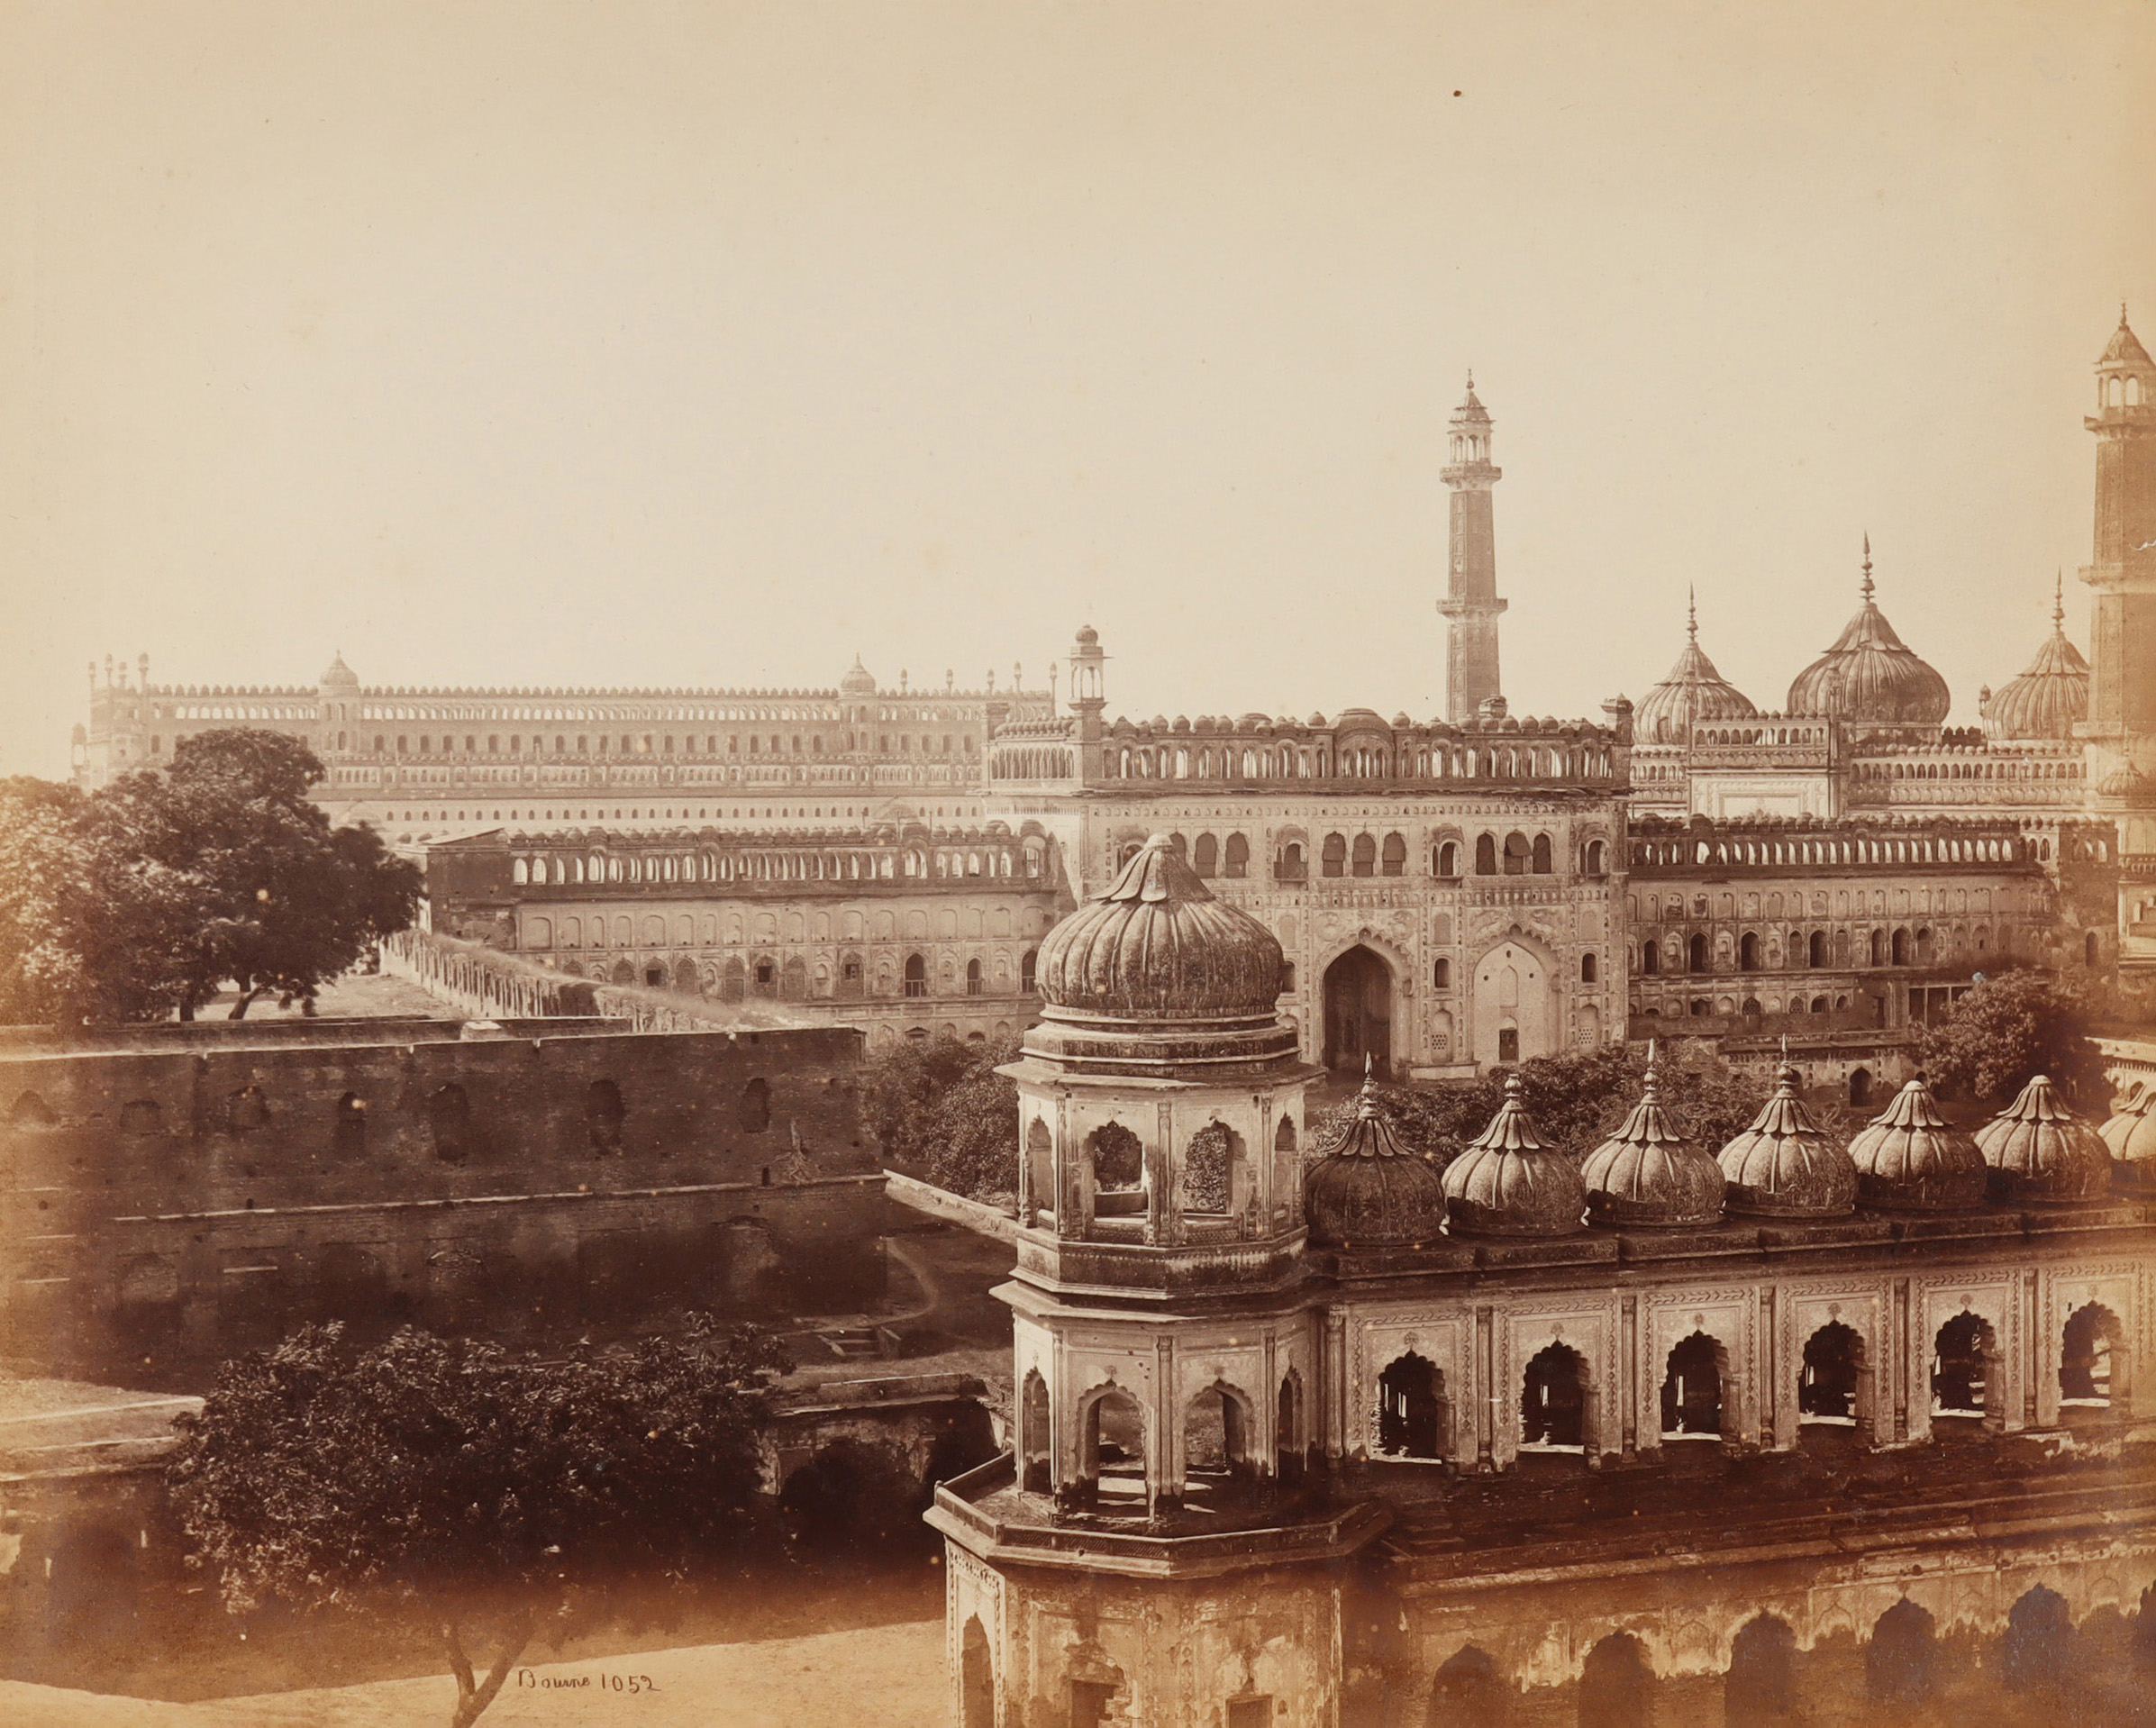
[1,3,2153,1723]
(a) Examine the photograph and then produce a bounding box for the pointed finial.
[1363,1050,1374,1085]
[2053,569,2066,631]
[1465,368,1474,391]
[1860,533,1875,602]
[1642,1038,1660,1098]
[1686,587,1697,641]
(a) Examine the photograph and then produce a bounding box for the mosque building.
[931,826,2156,1725]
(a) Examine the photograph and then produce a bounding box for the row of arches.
[558,947,1042,1002]
[1370,1304,2125,1463]
[1108,739,1617,782]
[1125,829,1606,882]
[508,838,1044,886]
[1637,921,1995,976]
[1630,829,2024,868]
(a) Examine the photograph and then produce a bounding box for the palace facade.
[932,834,2156,1726]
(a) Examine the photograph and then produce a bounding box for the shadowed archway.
[1324,945,1394,1078]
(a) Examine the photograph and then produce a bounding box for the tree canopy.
[862,1034,1022,1199]
[1915,969,2107,1108]
[0,729,418,1023]
[169,1321,789,1728]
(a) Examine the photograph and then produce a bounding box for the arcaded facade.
[933,834,2156,1728]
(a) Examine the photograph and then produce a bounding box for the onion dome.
[1716,1063,1859,1218]
[839,655,877,696]
[1973,1075,2112,1203]
[1982,576,2089,742]
[1305,1073,1448,1249]
[1633,593,1760,744]
[2101,1090,2156,1187]
[1786,541,1951,725]
[1846,1076,1987,1210]
[1034,833,1283,1020]
[319,650,359,694]
[1580,1050,1726,1227]
[1442,1076,1586,1237]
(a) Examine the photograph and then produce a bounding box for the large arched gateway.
[1323,945,1394,1078]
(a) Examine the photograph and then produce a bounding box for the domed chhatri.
[1786,540,1951,726]
[1716,1063,1859,1219]
[1035,833,1285,1022]
[1442,1075,1587,1238]
[319,650,360,693]
[1304,1070,1448,1250]
[1982,576,2090,743]
[1633,593,1760,745]
[1973,1075,2113,1204]
[1846,1075,1988,1211]
[1579,1048,1725,1228]
[2101,1089,2156,1187]
[839,654,878,696]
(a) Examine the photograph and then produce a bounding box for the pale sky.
[3,2,2151,777]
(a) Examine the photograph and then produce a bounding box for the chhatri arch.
[1315,927,1414,1079]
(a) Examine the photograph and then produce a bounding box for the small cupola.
[1442,1075,1586,1238]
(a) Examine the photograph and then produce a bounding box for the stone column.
[1324,1310,1349,1465]
[1476,1305,1496,1471]
[1153,1333,1179,1514]
[1621,1294,1639,1460]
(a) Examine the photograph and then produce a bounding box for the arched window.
[1739,932,1760,971]
[1436,840,1459,878]
[1660,1332,1724,1438]
[1021,949,1038,993]
[1932,1312,1994,1417]
[1088,1122,1144,1196]
[1800,1321,1862,1423]
[1433,958,1451,989]
[1192,833,1218,877]
[1321,833,1348,878]
[1377,1353,1444,1460]
[1379,833,1406,877]
[1808,930,1826,968]
[1277,841,1305,881]
[1530,833,1552,874]
[1584,838,1606,876]
[966,958,983,996]
[1474,833,1497,875]
[586,1079,624,1150]
[903,953,929,997]
[739,1077,770,1133]
[1641,943,1660,977]
[1350,833,1376,878]
[1890,928,1910,966]
[1688,932,1709,973]
[1502,832,1531,876]
[1869,928,1885,967]
[2060,1302,2121,1405]
[1224,832,1250,878]
[1521,1342,1587,1449]
[1581,952,1598,984]
[1182,1121,1234,1213]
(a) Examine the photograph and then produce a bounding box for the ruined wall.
[0,1024,885,1378]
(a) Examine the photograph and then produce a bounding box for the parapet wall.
[0,1021,883,1379]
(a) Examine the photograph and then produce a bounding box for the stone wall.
[0,1022,885,1379]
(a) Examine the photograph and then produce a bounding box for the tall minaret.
[1438,373,1506,720]
[2083,305,2156,770]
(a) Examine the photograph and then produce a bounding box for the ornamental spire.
[1860,532,1875,604]
[2053,569,2066,632]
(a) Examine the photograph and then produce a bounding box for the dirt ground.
[0,1619,948,1727]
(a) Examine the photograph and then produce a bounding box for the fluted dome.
[319,651,359,694]
[1633,599,1759,745]
[1716,1064,1859,1218]
[839,655,877,696]
[1786,546,1951,726]
[1035,834,1284,1020]
[1973,1075,2112,1203]
[1983,580,2089,742]
[1304,1077,1448,1249]
[2101,1089,2156,1186]
[1442,1076,1586,1238]
[1580,1054,1726,1227]
[1846,1076,1987,1210]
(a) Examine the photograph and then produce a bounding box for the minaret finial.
[2053,568,2066,631]
[1860,532,1875,603]
[1687,586,1697,640]
[1465,368,1473,392]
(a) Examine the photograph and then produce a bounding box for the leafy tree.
[1916,969,2106,1108]
[169,1321,789,1728]
[862,1036,1022,1197]
[0,731,419,1023]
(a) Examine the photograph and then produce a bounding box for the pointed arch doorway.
[1323,945,1393,1078]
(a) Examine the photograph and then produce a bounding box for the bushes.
[862,1037,1022,1199]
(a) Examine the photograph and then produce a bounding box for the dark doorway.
[960,1616,994,1728]
[1377,1352,1443,1460]
[1579,1632,1654,1728]
[2001,1585,2073,1696]
[1323,945,1394,1078]
[1661,1332,1724,1438]
[1800,1321,1862,1424]
[1430,1645,1507,1721]
[1933,1313,1994,1420]
[1523,1342,1587,1448]
[1867,1598,1938,1704]
[2060,1303,2119,1405]
[1725,1614,1798,1722]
